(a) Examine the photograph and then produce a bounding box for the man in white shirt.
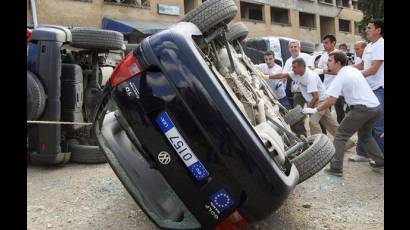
[353,41,367,65]
[282,40,313,136]
[283,40,313,105]
[317,35,347,125]
[350,19,384,162]
[269,58,348,139]
[318,35,338,89]
[303,51,384,176]
[255,51,291,109]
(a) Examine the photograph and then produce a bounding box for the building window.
[104,0,149,8]
[318,0,334,5]
[184,0,195,14]
[352,0,358,9]
[342,0,350,7]
[270,7,290,25]
[339,19,351,32]
[337,0,350,7]
[299,12,316,28]
[240,1,264,22]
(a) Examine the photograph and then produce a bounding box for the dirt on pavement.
[27,147,384,230]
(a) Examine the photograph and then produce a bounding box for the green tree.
[358,0,384,39]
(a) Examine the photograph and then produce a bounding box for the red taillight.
[214,210,248,230]
[40,143,46,153]
[109,52,142,88]
[27,29,32,42]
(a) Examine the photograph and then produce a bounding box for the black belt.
[349,104,367,109]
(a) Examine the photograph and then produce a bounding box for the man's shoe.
[324,168,343,177]
[369,160,384,169]
[348,154,370,162]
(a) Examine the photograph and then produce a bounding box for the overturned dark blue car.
[94,0,335,229]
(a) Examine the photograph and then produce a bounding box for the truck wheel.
[284,105,305,127]
[68,141,107,164]
[290,134,335,184]
[70,28,124,50]
[179,0,238,34]
[226,21,248,42]
[27,71,46,120]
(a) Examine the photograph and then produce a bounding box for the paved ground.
[27,150,384,230]
[27,111,384,230]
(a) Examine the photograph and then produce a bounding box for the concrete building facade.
[28,0,363,46]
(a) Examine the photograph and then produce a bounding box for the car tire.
[27,71,46,120]
[68,141,107,164]
[179,0,238,34]
[290,134,335,184]
[70,28,124,50]
[283,105,305,127]
[226,21,248,42]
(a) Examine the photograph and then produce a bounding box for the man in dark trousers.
[302,51,384,176]
[317,35,346,124]
[350,19,384,163]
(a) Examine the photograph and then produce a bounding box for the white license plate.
[156,112,209,181]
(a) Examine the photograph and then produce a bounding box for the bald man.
[353,41,367,65]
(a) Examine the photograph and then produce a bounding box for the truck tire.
[284,105,305,127]
[68,141,107,164]
[290,134,335,184]
[27,71,46,120]
[70,28,124,50]
[179,0,238,34]
[226,21,248,42]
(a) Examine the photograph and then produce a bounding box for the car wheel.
[226,21,248,42]
[70,28,124,50]
[179,0,238,34]
[283,104,305,127]
[27,71,46,120]
[68,140,107,164]
[290,134,335,184]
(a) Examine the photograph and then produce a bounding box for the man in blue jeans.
[350,19,384,162]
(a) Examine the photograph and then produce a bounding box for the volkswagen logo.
[158,151,171,165]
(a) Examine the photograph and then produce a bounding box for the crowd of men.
[255,19,384,177]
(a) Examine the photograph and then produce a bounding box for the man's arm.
[269,72,288,80]
[361,60,383,77]
[316,97,337,112]
[352,62,364,70]
[308,92,319,108]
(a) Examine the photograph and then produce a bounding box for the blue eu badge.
[188,161,209,180]
[209,188,235,213]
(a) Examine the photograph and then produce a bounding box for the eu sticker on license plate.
[156,112,209,181]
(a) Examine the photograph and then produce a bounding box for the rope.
[27,120,93,126]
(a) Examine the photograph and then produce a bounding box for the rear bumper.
[96,111,201,229]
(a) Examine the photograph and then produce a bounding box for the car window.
[268,38,282,59]
[253,39,266,51]
[279,38,291,61]
[245,39,257,49]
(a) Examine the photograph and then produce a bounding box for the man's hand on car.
[302,108,318,114]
